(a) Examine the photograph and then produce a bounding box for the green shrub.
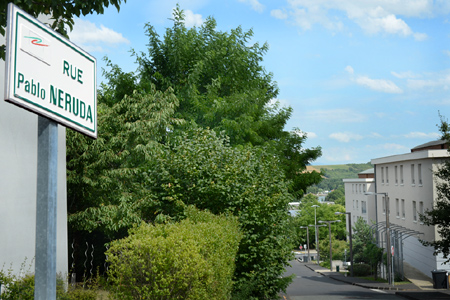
[0,269,97,300]
[106,207,242,300]
[353,264,372,277]
[66,288,97,300]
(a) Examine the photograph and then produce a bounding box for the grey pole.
[35,116,58,300]
[328,222,332,271]
[300,226,310,262]
[348,212,353,277]
[385,195,392,286]
[319,220,341,272]
[335,212,353,276]
[312,205,319,264]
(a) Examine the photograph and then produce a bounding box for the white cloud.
[354,75,403,93]
[306,108,367,123]
[406,69,450,90]
[345,65,354,75]
[382,143,409,151]
[329,132,363,143]
[443,50,450,57]
[322,147,354,162]
[238,0,264,13]
[184,9,204,27]
[274,1,432,40]
[70,19,129,52]
[403,132,440,139]
[413,32,428,41]
[391,71,421,79]
[370,132,383,138]
[271,9,288,19]
[307,132,318,138]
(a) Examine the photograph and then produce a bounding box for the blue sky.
[69,0,450,165]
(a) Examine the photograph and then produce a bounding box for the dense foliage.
[0,271,96,300]
[352,217,382,277]
[0,0,126,59]
[420,115,450,263]
[66,6,323,298]
[307,163,373,192]
[290,194,346,250]
[134,6,322,197]
[107,208,242,300]
[325,186,345,206]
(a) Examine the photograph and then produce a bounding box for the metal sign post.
[35,116,58,300]
[4,4,97,300]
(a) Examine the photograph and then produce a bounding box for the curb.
[304,263,421,292]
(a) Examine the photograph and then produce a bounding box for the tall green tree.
[134,6,322,196]
[0,0,126,58]
[352,217,382,277]
[420,115,450,263]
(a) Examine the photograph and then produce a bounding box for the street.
[282,260,403,300]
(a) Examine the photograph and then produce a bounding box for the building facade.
[371,140,450,278]
[343,169,375,227]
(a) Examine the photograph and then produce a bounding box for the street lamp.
[311,205,320,264]
[365,192,392,286]
[299,226,310,262]
[335,211,353,277]
[319,220,341,271]
[309,224,326,264]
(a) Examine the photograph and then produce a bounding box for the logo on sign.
[20,25,51,65]
[24,36,49,47]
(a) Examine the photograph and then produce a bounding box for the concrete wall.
[403,235,450,278]
[0,34,68,277]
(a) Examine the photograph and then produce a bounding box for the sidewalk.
[303,262,450,300]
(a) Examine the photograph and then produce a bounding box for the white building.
[0,20,68,278]
[343,168,376,229]
[370,140,450,278]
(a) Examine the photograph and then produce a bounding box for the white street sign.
[5,3,97,138]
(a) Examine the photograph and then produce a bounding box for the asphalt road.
[282,260,403,300]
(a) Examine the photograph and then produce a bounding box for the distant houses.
[343,139,450,279]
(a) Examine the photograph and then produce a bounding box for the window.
[381,167,385,183]
[352,184,354,194]
[418,164,422,185]
[411,164,415,185]
[401,199,405,218]
[363,184,366,193]
[362,201,367,214]
[396,198,400,218]
[413,201,417,222]
[386,167,389,184]
[356,200,359,209]
[395,166,398,184]
[382,197,386,214]
[419,201,424,224]
[400,165,404,184]
[353,200,355,209]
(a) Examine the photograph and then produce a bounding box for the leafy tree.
[0,0,126,58]
[134,6,322,196]
[318,237,348,262]
[291,195,346,249]
[325,186,345,206]
[420,114,450,263]
[352,217,382,277]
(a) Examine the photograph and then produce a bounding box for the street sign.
[4,4,97,138]
[391,245,394,256]
[299,245,303,250]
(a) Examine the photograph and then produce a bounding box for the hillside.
[307,163,373,192]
